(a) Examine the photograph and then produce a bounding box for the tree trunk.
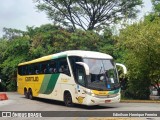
[157,88,160,96]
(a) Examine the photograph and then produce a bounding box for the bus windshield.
[83,58,119,91]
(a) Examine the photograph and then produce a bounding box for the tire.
[24,90,29,99]
[64,92,74,107]
[28,89,34,100]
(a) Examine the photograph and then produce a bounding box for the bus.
[17,50,126,106]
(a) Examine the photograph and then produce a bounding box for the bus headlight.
[83,89,92,95]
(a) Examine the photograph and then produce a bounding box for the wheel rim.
[29,91,33,99]
[65,93,72,106]
[25,91,28,98]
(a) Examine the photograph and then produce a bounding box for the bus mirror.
[76,62,90,75]
[116,63,127,74]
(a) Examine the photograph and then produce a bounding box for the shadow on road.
[74,104,116,110]
[22,97,117,110]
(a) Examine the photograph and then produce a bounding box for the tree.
[144,0,160,22]
[118,17,160,99]
[35,0,143,31]
[28,24,103,58]
[0,36,30,91]
[0,39,8,91]
[152,0,160,12]
[0,28,28,91]
[27,24,66,59]
[2,27,25,40]
[98,27,121,59]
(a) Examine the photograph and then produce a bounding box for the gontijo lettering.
[25,77,39,82]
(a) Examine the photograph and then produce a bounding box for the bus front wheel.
[64,92,73,107]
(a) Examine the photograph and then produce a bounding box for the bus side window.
[25,65,29,75]
[68,56,83,78]
[42,63,47,74]
[49,60,57,74]
[58,58,70,76]
[28,65,31,75]
[38,63,42,74]
[28,65,34,75]
[18,66,22,75]
[22,66,24,75]
[76,65,85,86]
[23,66,27,75]
[41,62,50,74]
[34,64,39,74]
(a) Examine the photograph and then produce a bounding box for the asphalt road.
[0,92,160,120]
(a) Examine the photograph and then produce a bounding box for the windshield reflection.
[83,58,119,90]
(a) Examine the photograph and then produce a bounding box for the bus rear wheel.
[24,89,29,99]
[28,89,34,100]
[64,92,73,107]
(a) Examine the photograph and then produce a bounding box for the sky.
[0,0,152,38]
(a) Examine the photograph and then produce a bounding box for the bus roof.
[18,50,113,66]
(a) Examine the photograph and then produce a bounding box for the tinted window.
[18,66,22,75]
[48,60,57,74]
[57,57,70,76]
[76,64,86,86]
[42,62,48,74]
[18,57,71,76]
[34,64,40,74]
[68,56,83,78]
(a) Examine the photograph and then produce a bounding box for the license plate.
[105,100,111,103]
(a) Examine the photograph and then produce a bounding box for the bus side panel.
[32,74,45,97]
[58,75,88,105]
[38,74,62,100]
[37,74,76,102]
[17,74,25,95]
[17,74,45,97]
[59,74,80,104]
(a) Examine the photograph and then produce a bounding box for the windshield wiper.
[99,66,102,74]
[88,84,115,91]
[89,86,103,91]
[101,60,109,88]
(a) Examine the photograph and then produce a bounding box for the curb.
[120,100,160,103]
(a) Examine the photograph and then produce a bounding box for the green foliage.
[3,27,25,40]
[28,24,110,57]
[0,39,8,62]
[144,0,160,22]
[0,36,30,91]
[6,80,17,91]
[118,17,160,99]
[152,0,160,12]
[35,0,143,31]
[70,30,102,50]
[99,28,120,60]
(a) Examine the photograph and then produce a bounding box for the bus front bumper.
[85,93,120,106]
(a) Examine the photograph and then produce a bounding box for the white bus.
[17,50,125,106]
